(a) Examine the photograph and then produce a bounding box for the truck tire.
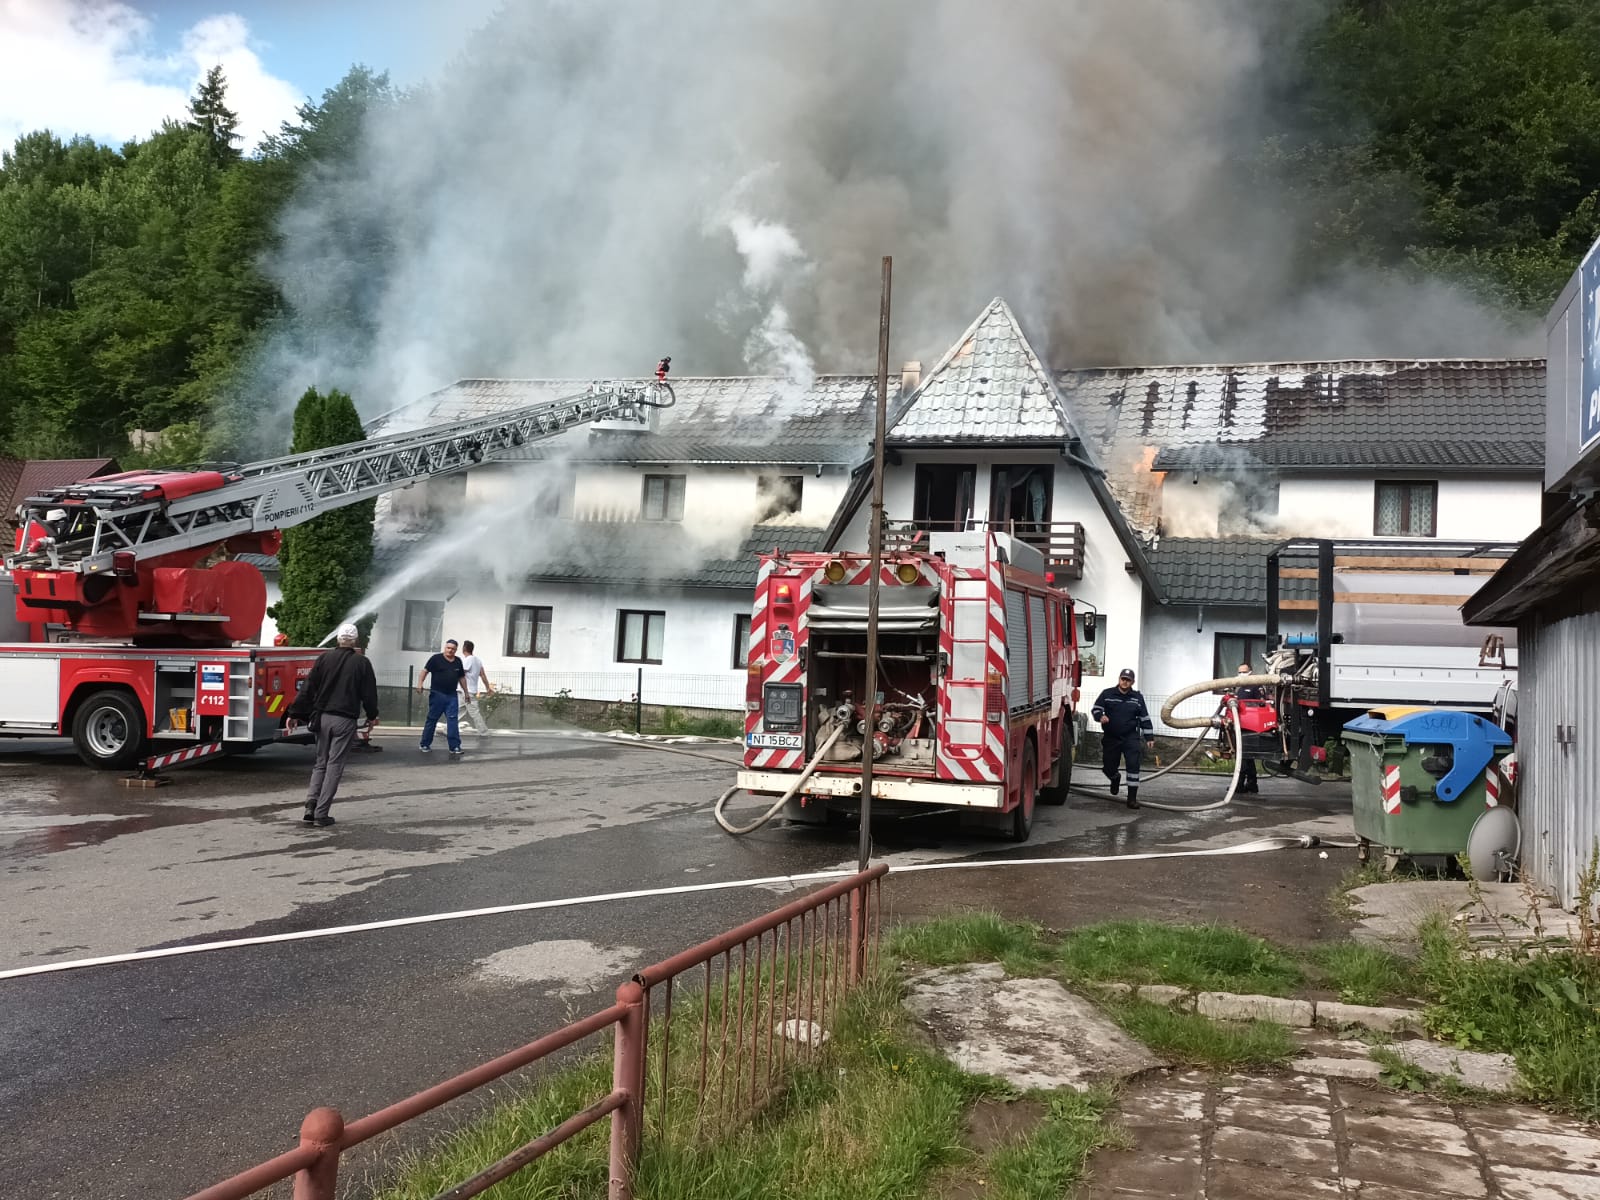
[1039,743,1071,805]
[1009,745,1037,842]
[71,689,147,769]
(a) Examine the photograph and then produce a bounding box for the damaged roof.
[887,298,1078,444]
[373,521,831,591]
[371,375,878,467]
[1056,358,1545,473]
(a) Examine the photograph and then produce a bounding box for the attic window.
[756,474,803,520]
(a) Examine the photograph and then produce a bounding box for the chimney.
[900,361,922,395]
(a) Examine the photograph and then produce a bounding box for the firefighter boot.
[1126,786,1139,810]
[1108,770,1121,796]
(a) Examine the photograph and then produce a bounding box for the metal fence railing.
[183,867,884,1200]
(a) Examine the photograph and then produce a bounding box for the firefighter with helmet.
[1093,668,1155,810]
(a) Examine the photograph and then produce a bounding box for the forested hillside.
[0,0,1596,465]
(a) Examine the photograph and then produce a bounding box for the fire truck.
[1,374,674,771]
[736,529,1081,841]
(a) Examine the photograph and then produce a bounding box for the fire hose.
[1068,673,1280,813]
[714,725,845,836]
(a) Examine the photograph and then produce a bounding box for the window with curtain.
[505,605,553,657]
[1213,632,1268,680]
[1374,481,1437,536]
[642,475,686,521]
[402,600,444,651]
[617,610,666,663]
[732,614,753,668]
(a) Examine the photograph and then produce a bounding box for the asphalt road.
[0,728,1356,1198]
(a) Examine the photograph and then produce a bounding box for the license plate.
[746,732,803,749]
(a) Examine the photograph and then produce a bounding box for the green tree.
[187,65,242,165]
[267,387,376,645]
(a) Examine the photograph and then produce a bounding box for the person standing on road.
[284,622,379,826]
[418,638,467,756]
[1232,663,1262,794]
[459,639,495,737]
[1092,667,1155,810]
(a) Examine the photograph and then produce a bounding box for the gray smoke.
[255,0,1538,429]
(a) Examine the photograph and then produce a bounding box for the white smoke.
[246,0,1537,440]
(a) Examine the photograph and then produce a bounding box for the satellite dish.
[1466,806,1521,882]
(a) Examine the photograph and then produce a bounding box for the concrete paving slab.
[1213,1124,1339,1173]
[1458,1100,1596,1136]
[1342,1143,1489,1198]
[1490,1164,1600,1200]
[1316,1000,1426,1034]
[1208,1160,1342,1197]
[1116,1087,1209,1126]
[1297,1055,1386,1081]
[1470,1125,1600,1174]
[1197,990,1315,1026]
[902,963,1161,1091]
[1333,1082,1461,1124]
[1387,1040,1519,1092]
[1213,1096,1332,1139]
[1342,1112,1476,1158]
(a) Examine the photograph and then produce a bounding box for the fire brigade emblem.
[770,623,795,664]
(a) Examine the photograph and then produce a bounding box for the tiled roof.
[887,299,1077,443]
[1058,359,1545,466]
[1153,440,1542,471]
[370,376,878,467]
[230,553,281,573]
[373,521,830,591]
[2,456,120,515]
[1146,537,1285,606]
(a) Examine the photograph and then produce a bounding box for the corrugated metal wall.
[1518,608,1600,908]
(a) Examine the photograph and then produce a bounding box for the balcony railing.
[883,519,1086,580]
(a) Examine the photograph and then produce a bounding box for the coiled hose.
[714,725,845,835]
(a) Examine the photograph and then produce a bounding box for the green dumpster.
[1342,708,1513,867]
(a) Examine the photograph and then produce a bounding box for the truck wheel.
[1040,745,1071,806]
[1009,745,1037,842]
[71,689,147,769]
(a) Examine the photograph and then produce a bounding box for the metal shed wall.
[1518,607,1600,909]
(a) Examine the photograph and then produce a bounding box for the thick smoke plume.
[256,0,1537,430]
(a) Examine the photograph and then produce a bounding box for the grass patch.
[374,972,1004,1200]
[1105,999,1297,1070]
[1416,920,1600,1118]
[1306,943,1418,1005]
[1055,921,1303,996]
[985,1088,1123,1200]
[888,912,1050,976]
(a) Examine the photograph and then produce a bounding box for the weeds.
[888,912,1050,976]
[1105,1000,1297,1070]
[1055,921,1303,996]
[985,1088,1123,1200]
[1306,943,1417,1005]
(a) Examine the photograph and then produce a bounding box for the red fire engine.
[1,377,673,771]
[738,530,1080,841]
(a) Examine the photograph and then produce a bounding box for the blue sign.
[1583,238,1600,451]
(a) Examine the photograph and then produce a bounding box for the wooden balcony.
[883,519,1086,580]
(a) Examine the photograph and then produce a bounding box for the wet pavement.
[0,731,1354,1198]
[1085,1070,1600,1199]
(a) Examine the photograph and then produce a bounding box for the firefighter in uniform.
[1093,667,1155,809]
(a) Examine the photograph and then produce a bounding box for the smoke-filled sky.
[260,0,1539,423]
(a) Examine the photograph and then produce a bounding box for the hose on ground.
[714,725,845,836]
[1131,696,1244,813]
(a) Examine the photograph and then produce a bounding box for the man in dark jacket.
[1092,667,1155,809]
[285,622,380,826]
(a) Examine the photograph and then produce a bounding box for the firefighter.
[1093,668,1155,809]
[1231,663,1261,793]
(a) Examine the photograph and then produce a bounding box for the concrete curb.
[1086,981,1424,1034]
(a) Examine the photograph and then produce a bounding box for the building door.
[913,464,976,531]
[990,465,1053,536]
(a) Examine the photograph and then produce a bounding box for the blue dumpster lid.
[1343,709,1511,748]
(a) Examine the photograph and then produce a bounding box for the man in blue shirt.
[418,638,468,756]
[1092,667,1155,810]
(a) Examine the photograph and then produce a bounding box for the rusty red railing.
[183,866,886,1200]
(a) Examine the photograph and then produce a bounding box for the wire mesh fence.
[372,665,745,735]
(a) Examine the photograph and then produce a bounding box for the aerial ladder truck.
[0,369,674,772]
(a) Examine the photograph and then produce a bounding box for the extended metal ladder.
[7,379,674,575]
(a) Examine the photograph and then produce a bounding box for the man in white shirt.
[459,639,495,736]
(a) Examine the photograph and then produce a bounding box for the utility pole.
[858,256,892,873]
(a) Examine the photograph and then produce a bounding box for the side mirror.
[1082,611,1097,641]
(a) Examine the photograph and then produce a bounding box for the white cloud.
[0,0,301,156]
